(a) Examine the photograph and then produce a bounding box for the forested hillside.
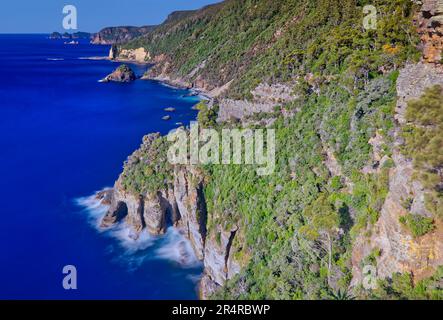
[105,0,443,299]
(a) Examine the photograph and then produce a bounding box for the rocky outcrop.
[251,83,296,104]
[108,45,118,60]
[215,83,297,122]
[113,48,151,64]
[101,181,144,236]
[217,99,276,123]
[173,168,207,260]
[98,135,240,298]
[351,62,443,287]
[102,65,136,83]
[143,192,167,235]
[200,225,241,299]
[417,0,443,63]
[91,26,154,45]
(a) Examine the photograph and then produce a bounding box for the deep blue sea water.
[0,34,202,299]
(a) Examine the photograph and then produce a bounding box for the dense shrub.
[399,214,435,238]
[402,85,443,219]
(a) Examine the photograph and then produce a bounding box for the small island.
[49,31,91,40]
[102,64,136,83]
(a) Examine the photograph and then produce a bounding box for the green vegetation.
[120,134,173,194]
[117,64,132,72]
[401,85,443,219]
[399,214,435,238]
[371,267,443,300]
[362,248,382,267]
[124,0,419,100]
[206,71,400,299]
[196,102,219,128]
[116,0,443,300]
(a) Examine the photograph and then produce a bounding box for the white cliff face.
[120,48,150,63]
[111,47,151,63]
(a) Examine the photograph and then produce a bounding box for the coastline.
[99,54,215,299]
[140,74,212,101]
[112,57,153,66]
[107,56,210,99]
[0,34,204,299]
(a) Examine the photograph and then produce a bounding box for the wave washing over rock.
[75,190,201,269]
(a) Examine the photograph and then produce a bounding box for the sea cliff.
[97,133,239,298]
[96,0,443,300]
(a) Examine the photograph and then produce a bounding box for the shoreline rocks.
[102,64,136,83]
[97,136,241,299]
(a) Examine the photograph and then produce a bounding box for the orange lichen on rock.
[417,0,443,63]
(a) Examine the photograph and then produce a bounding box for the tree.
[299,194,340,285]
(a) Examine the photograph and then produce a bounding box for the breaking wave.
[78,56,109,61]
[75,190,201,270]
[156,227,201,268]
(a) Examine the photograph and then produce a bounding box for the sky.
[0,0,220,33]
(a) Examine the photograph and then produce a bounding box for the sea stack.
[109,45,118,60]
[102,64,136,83]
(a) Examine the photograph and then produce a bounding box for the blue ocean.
[0,34,202,299]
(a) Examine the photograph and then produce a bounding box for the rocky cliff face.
[98,135,240,298]
[351,61,443,287]
[350,0,443,289]
[417,0,443,63]
[200,225,241,299]
[111,47,151,63]
[94,0,443,300]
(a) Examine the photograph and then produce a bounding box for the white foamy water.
[47,58,64,61]
[159,82,179,90]
[78,56,109,61]
[156,227,201,268]
[75,191,109,230]
[108,226,155,254]
[75,190,202,270]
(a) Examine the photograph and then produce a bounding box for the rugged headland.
[91,26,155,45]
[96,0,443,299]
